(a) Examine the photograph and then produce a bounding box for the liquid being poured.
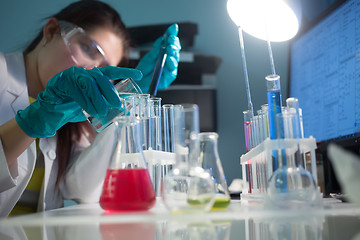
[100,169,156,212]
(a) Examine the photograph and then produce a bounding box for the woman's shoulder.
[0,52,7,92]
[0,52,6,73]
[0,52,26,92]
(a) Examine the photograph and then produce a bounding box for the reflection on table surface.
[1,198,360,240]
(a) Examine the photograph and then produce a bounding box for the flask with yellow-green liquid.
[199,132,231,210]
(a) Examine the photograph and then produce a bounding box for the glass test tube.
[123,96,136,117]
[161,104,175,185]
[149,97,162,151]
[135,94,151,150]
[251,115,258,148]
[137,94,151,118]
[257,109,265,143]
[266,74,284,171]
[149,97,163,196]
[162,104,175,153]
[286,97,305,168]
[261,104,270,139]
[261,104,270,190]
[243,110,253,193]
[286,98,304,138]
[243,110,253,152]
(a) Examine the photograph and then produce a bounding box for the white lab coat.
[0,52,115,218]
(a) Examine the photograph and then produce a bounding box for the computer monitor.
[289,0,360,143]
[288,0,360,194]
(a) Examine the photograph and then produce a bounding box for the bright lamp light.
[227,0,302,42]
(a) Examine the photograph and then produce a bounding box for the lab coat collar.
[5,52,30,114]
[5,52,27,96]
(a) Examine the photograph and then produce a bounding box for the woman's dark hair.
[24,0,131,64]
[24,0,131,188]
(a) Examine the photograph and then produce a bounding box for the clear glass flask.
[199,132,231,210]
[162,104,216,213]
[266,112,319,209]
[99,116,156,212]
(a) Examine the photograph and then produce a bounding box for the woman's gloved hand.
[15,66,142,138]
[136,23,181,93]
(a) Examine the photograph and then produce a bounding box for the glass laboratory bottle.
[99,116,156,212]
[162,104,216,214]
[199,132,231,210]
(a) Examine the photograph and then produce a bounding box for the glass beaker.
[99,116,156,212]
[162,104,216,214]
[199,132,231,210]
[84,78,143,132]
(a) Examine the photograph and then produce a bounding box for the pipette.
[263,24,285,171]
[237,27,254,116]
[148,33,169,96]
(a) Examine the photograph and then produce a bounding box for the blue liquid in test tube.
[266,74,284,171]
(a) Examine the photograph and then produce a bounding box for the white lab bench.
[1,198,360,240]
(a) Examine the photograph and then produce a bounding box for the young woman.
[0,0,180,217]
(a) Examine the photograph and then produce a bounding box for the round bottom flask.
[267,166,319,209]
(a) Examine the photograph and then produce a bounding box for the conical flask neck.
[110,116,147,169]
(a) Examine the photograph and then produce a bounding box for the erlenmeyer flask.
[199,132,231,210]
[99,116,156,212]
[162,104,216,213]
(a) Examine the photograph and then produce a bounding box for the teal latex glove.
[16,66,142,138]
[136,23,181,93]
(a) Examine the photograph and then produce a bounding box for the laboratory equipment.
[146,97,163,196]
[162,104,176,153]
[237,27,254,115]
[85,78,143,132]
[148,34,169,96]
[99,116,156,212]
[162,104,216,213]
[149,97,162,150]
[123,95,176,197]
[266,74,283,171]
[286,97,305,168]
[199,132,231,210]
[240,97,321,203]
[159,104,176,193]
[266,74,282,140]
[266,111,320,209]
[243,110,253,152]
[261,104,270,139]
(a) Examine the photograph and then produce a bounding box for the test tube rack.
[143,150,176,197]
[240,137,318,202]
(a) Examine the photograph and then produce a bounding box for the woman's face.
[37,20,125,91]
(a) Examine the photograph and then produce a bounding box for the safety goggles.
[59,20,109,69]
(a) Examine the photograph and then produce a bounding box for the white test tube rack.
[240,137,318,202]
[118,150,176,197]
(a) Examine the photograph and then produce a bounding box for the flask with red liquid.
[100,116,156,212]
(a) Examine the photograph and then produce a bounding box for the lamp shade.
[227,0,302,42]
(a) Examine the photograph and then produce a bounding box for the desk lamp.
[226,0,302,118]
[227,0,302,76]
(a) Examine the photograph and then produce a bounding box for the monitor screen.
[289,0,360,142]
